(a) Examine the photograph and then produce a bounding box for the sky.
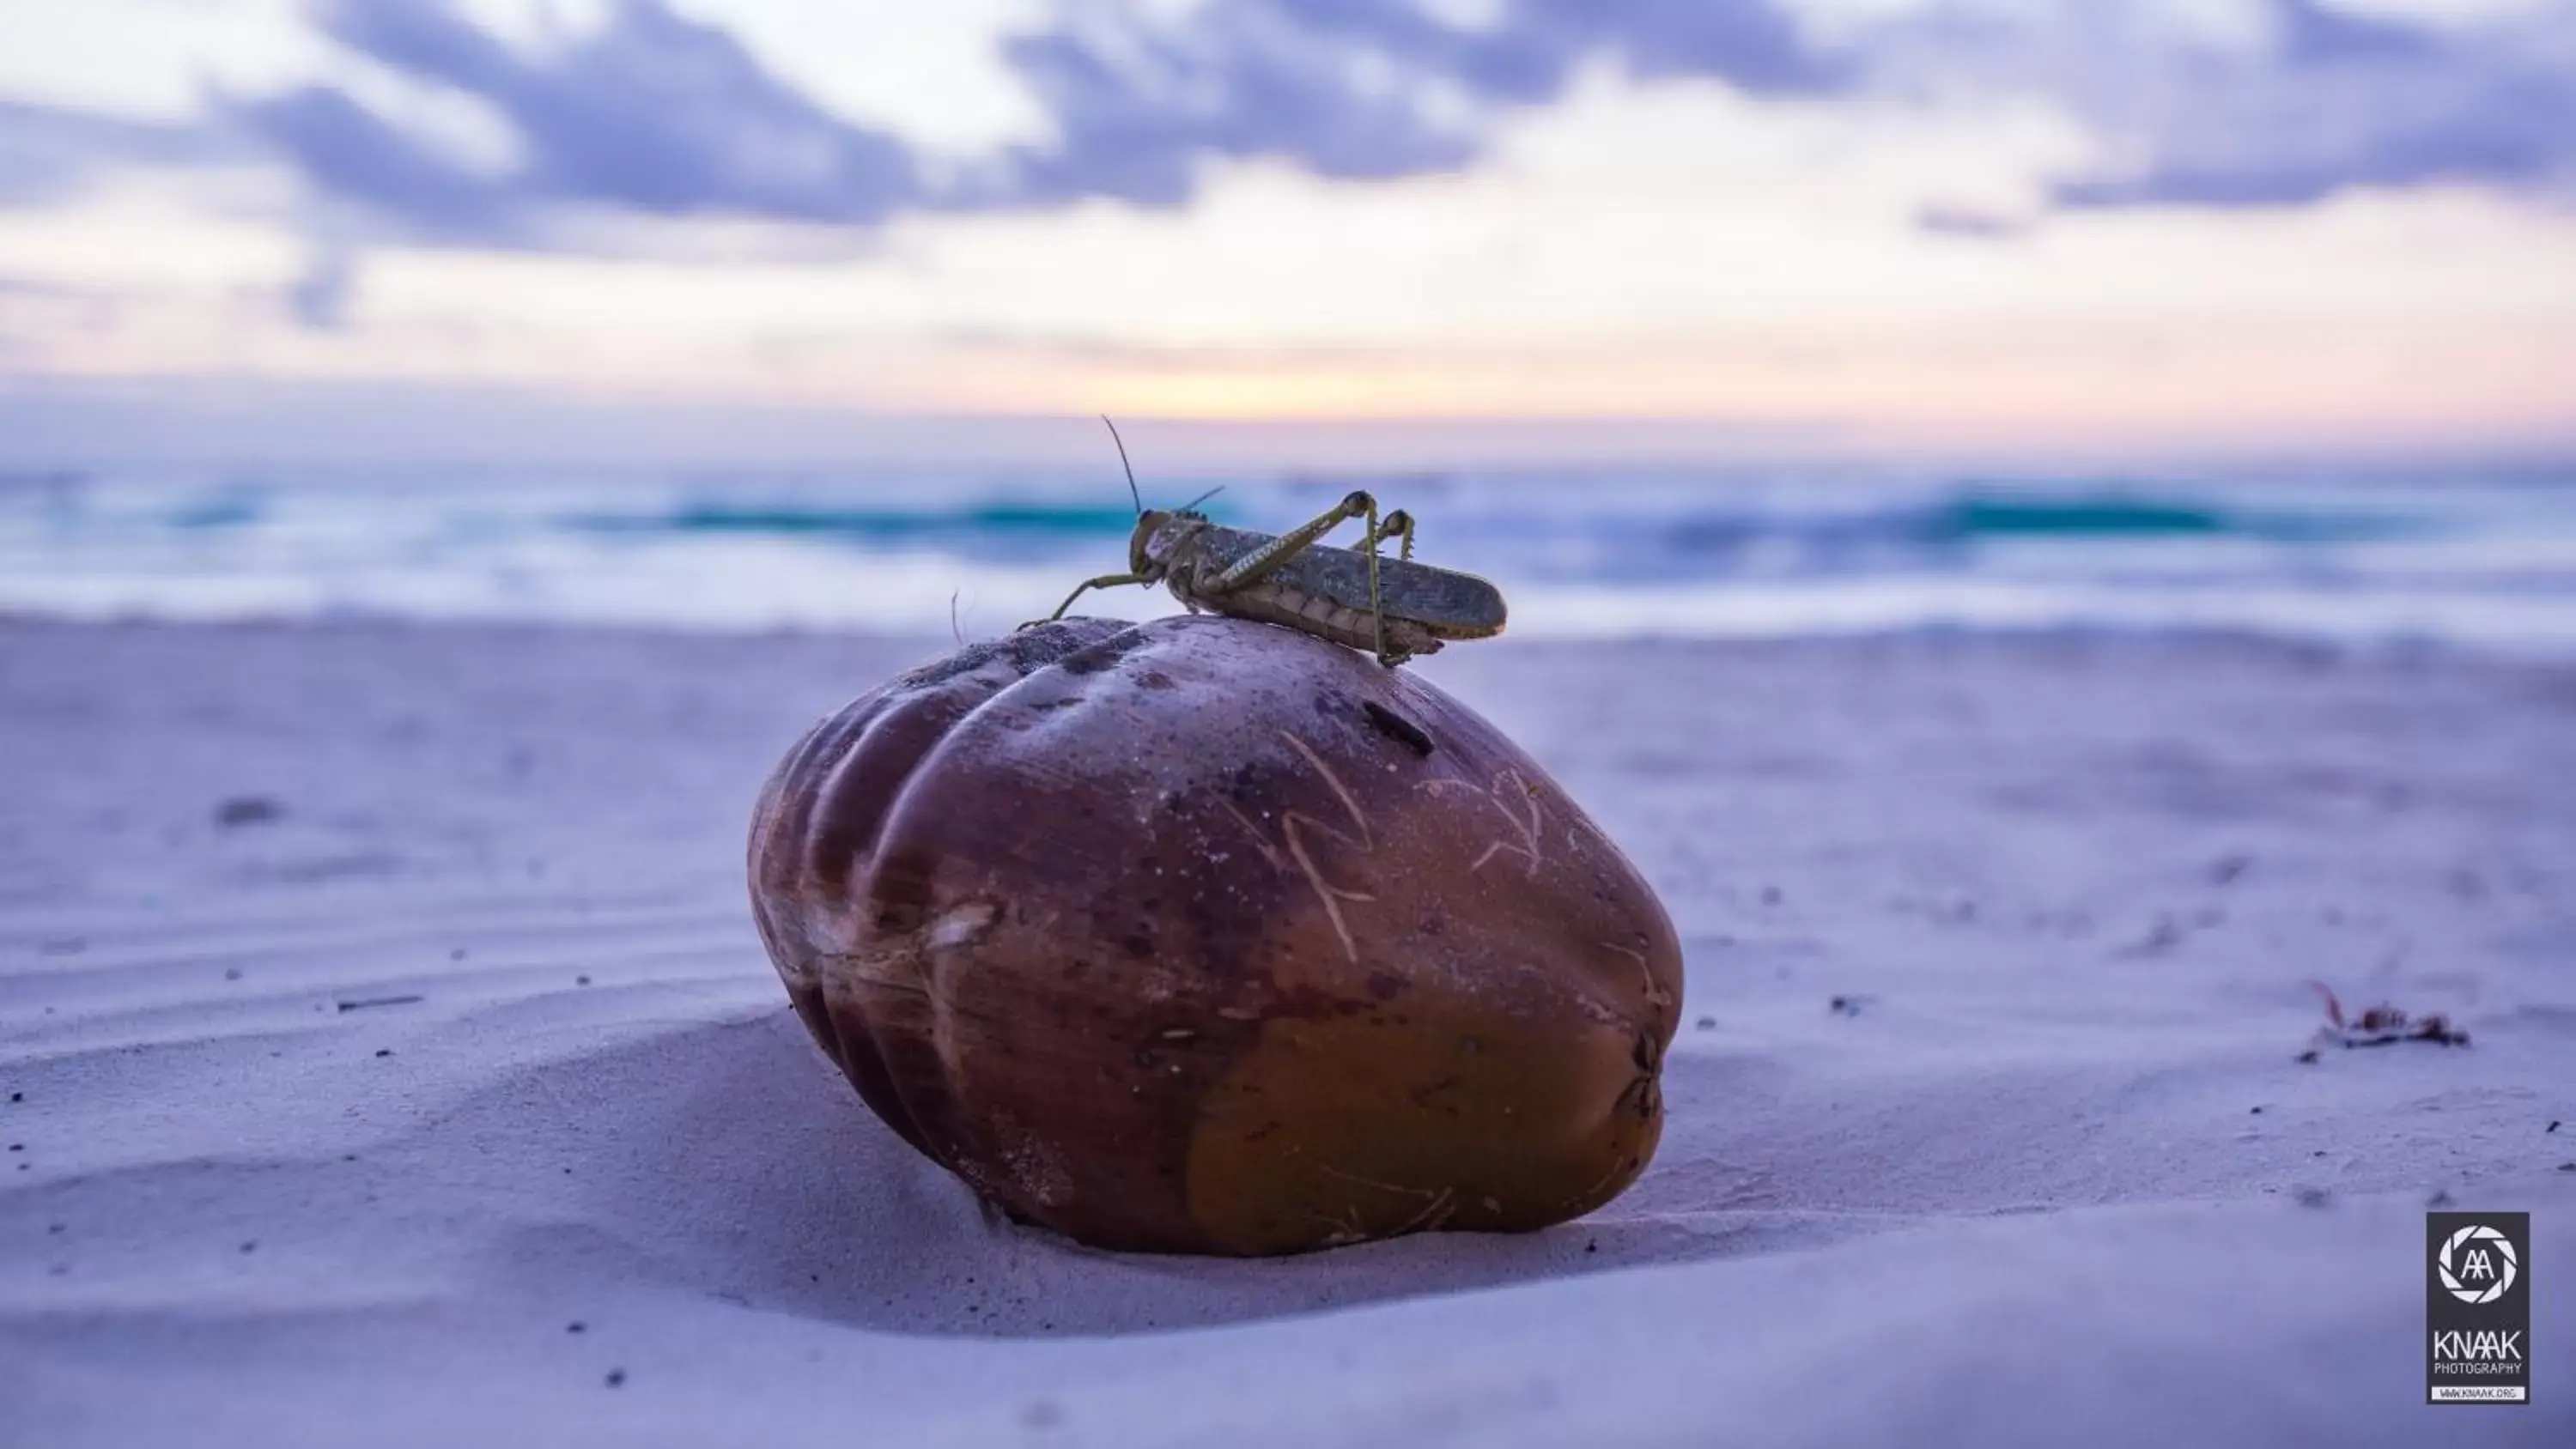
[1,0,2573,466]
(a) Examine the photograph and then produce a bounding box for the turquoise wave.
[1931,492,2402,543]
[3,464,2572,646]
[574,501,1145,540]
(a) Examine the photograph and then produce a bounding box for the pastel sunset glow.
[3,0,2573,463]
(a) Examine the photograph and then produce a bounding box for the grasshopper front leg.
[1206,490,1402,665]
[1024,571,1150,629]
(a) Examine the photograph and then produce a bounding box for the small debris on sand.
[2305,981,2469,1051]
[2112,917,2183,960]
[215,796,283,828]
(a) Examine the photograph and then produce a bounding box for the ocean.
[5,462,2575,651]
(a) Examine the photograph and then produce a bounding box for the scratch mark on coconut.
[1429,769,1546,878]
[821,949,943,1000]
[1318,1168,1459,1237]
[1275,731,1370,839]
[1306,1205,1370,1247]
[927,900,999,950]
[1600,940,1672,1011]
[1391,1186,1457,1235]
[1320,1164,1437,1197]
[1282,819,1374,965]
[1565,1153,1630,1214]
[1211,731,1382,963]
[1212,799,1287,870]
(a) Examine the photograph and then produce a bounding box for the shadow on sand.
[452,1009,1807,1339]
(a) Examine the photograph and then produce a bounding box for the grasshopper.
[1029,420,1507,667]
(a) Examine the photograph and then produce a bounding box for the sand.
[2,617,2570,1446]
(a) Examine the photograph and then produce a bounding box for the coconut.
[748,615,1680,1255]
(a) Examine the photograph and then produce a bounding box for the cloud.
[972,0,1844,207]
[0,100,240,207]
[225,0,1850,224]
[1915,203,2026,240]
[1937,0,2576,213]
[967,0,2576,223]
[8,0,2573,272]
[286,244,359,328]
[1003,0,2576,218]
[235,0,919,240]
[977,8,1474,209]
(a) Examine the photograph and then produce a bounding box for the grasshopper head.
[1130,508,1202,579]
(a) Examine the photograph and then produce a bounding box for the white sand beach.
[3,618,2570,1446]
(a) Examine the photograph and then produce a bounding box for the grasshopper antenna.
[1176,485,1226,513]
[1102,415,1141,516]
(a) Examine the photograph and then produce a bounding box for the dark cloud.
[981,6,1479,209]
[2271,0,2432,65]
[1511,0,1845,93]
[243,85,516,240]
[2034,0,2576,211]
[975,0,1844,207]
[237,0,919,239]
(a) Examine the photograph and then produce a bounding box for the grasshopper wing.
[1188,523,1508,634]
[1277,539,1508,634]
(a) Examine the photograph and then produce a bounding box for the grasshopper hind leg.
[1364,509,1417,561]
[1359,511,1422,664]
[1203,489,1419,668]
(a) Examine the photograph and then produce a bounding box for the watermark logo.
[2437,1222,2518,1305]
[2427,1211,2530,1404]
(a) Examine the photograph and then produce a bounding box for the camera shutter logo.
[2438,1224,2518,1306]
